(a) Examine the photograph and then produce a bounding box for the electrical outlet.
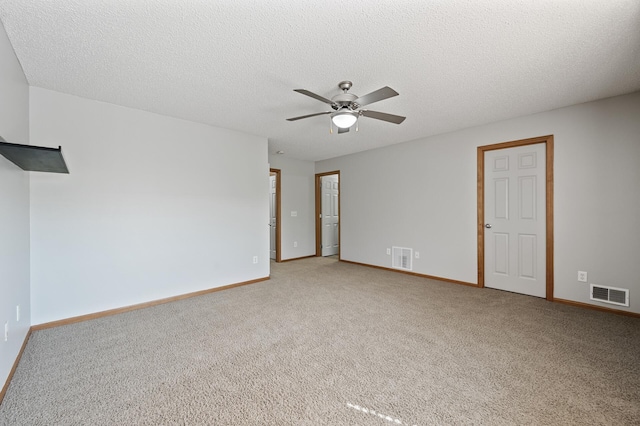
[415,251,420,259]
[294,241,298,247]
[16,305,20,322]
[252,256,258,264]
[386,248,391,255]
[578,271,588,282]
[4,322,8,342]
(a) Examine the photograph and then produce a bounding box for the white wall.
[268,155,315,260]
[316,91,640,314]
[29,88,269,324]
[0,20,30,391]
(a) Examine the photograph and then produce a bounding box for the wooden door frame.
[270,168,282,263]
[315,171,341,258]
[477,135,554,300]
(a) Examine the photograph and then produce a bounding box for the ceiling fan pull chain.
[329,118,333,134]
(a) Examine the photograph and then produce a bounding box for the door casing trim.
[477,135,554,300]
[270,168,282,263]
[315,171,341,258]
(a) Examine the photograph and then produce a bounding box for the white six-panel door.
[484,143,546,297]
[321,175,339,256]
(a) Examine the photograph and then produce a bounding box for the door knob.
[485,224,492,229]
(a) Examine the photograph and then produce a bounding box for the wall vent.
[392,246,412,271]
[590,284,629,307]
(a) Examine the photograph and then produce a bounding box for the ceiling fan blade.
[354,86,399,107]
[294,89,336,106]
[338,127,350,134]
[361,110,406,124]
[286,111,331,121]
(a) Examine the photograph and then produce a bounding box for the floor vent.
[392,246,412,271]
[590,284,629,307]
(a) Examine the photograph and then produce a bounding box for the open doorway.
[315,171,340,257]
[269,168,281,262]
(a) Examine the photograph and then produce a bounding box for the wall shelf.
[0,141,69,173]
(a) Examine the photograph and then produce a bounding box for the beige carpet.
[1,257,639,425]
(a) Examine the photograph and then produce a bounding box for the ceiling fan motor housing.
[331,93,358,110]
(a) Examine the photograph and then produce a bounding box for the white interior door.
[269,174,276,260]
[484,143,546,297]
[321,175,339,256]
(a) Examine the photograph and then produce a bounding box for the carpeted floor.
[1,257,639,425]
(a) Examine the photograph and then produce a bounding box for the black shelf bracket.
[0,140,69,173]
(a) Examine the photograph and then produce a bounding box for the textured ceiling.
[1,1,639,161]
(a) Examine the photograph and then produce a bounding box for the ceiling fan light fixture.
[288,81,405,130]
[331,111,358,129]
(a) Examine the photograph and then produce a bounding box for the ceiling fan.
[286,81,406,133]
